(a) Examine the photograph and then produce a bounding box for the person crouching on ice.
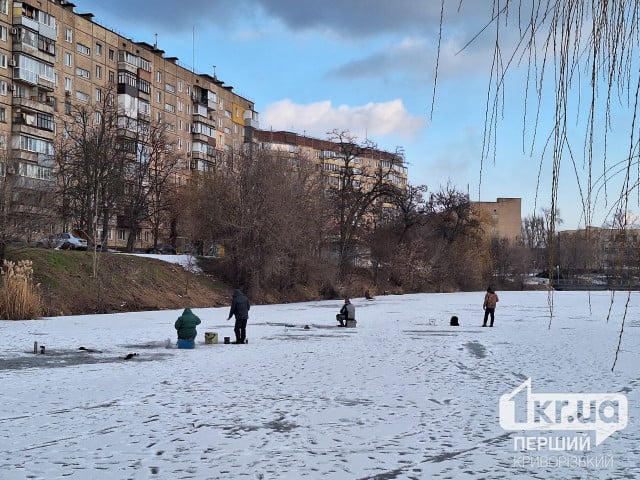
[175,307,201,348]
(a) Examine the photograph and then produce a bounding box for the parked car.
[145,244,176,254]
[52,232,88,250]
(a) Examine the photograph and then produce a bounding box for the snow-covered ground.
[1,290,639,479]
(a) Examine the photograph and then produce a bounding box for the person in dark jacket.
[175,308,202,340]
[227,289,250,344]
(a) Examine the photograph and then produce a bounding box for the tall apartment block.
[1,0,259,246]
[0,0,408,249]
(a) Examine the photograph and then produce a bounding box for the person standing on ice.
[482,286,499,327]
[227,288,250,344]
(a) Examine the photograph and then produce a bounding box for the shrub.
[0,260,43,320]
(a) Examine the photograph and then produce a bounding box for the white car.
[53,232,88,250]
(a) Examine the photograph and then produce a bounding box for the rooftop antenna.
[154,33,158,49]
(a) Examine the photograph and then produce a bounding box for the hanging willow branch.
[434,1,640,367]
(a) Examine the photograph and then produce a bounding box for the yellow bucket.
[204,332,218,344]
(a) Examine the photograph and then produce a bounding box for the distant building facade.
[472,197,522,244]
[251,129,408,191]
[1,0,258,248]
[1,1,409,249]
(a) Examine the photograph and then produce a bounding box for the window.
[95,65,102,79]
[65,77,72,91]
[76,43,90,56]
[0,53,5,69]
[108,70,115,83]
[95,112,102,124]
[156,71,161,83]
[139,100,150,116]
[19,135,54,155]
[0,80,6,95]
[118,71,137,87]
[156,91,162,103]
[139,57,151,72]
[75,91,89,102]
[19,162,53,181]
[38,36,55,55]
[138,78,150,94]
[165,103,175,113]
[118,230,125,241]
[95,42,102,55]
[165,83,175,93]
[0,107,5,122]
[0,26,6,42]
[177,100,183,112]
[95,88,101,102]
[0,0,6,14]
[108,49,115,61]
[75,67,90,79]
[178,119,183,131]
[36,113,54,131]
[177,138,183,150]
[64,52,72,67]
[178,80,182,92]
[65,29,72,43]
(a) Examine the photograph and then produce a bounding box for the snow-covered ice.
[1,290,639,479]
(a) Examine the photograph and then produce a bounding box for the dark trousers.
[336,313,346,327]
[234,318,247,343]
[483,308,495,326]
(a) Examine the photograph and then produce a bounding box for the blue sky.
[69,0,640,230]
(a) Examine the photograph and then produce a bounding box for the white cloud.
[260,99,427,141]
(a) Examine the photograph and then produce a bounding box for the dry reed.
[0,260,43,320]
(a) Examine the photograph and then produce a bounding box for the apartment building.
[1,0,258,247]
[472,197,522,244]
[252,129,408,191]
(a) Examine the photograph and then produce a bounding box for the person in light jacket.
[175,307,202,340]
[482,286,499,327]
[336,298,356,327]
[227,288,250,344]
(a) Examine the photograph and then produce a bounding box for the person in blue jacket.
[227,288,250,344]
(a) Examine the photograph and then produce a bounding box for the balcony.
[243,110,259,128]
[37,75,55,91]
[12,96,54,114]
[11,121,55,140]
[13,16,40,32]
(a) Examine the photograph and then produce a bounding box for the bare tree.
[185,148,328,298]
[55,88,127,246]
[0,143,55,263]
[325,129,404,277]
[120,119,180,252]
